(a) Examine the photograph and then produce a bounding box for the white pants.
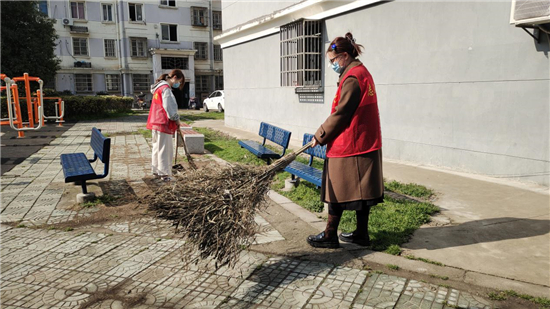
[151,130,174,177]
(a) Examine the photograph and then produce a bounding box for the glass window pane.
[161,25,169,41]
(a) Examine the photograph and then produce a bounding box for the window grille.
[161,57,189,70]
[106,74,120,91]
[196,76,209,92]
[192,7,207,26]
[194,42,208,60]
[133,74,150,91]
[75,74,92,92]
[131,38,148,57]
[213,11,222,30]
[214,45,222,61]
[73,38,88,56]
[280,20,322,87]
[104,39,116,57]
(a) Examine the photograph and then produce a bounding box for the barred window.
[280,20,322,87]
[213,11,222,30]
[191,7,207,26]
[104,39,116,57]
[133,74,150,91]
[214,45,222,61]
[106,74,120,91]
[195,75,209,92]
[194,42,207,60]
[161,57,188,70]
[73,38,88,56]
[161,24,178,42]
[131,38,148,57]
[75,74,92,92]
[215,75,223,90]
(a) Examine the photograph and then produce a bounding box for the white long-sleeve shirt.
[150,81,179,121]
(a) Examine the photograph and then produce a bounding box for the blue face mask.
[172,82,180,88]
[331,61,344,74]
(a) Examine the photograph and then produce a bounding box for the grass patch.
[405,255,445,266]
[385,180,434,199]
[429,274,449,280]
[194,127,440,253]
[488,290,550,307]
[81,195,118,208]
[384,244,402,255]
[137,128,152,139]
[180,111,224,123]
[16,224,26,228]
[386,264,399,271]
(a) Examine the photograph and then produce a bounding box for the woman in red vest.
[307,33,384,248]
[146,69,184,181]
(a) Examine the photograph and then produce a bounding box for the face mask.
[172,82,180,88]
[331,61,344,74]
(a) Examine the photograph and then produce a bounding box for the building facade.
[216,0,550,186]
[41,0,223,106]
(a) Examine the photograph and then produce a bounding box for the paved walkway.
[1,115,502,308]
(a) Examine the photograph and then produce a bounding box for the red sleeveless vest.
[326,65,382,158]
[146,84,178,135]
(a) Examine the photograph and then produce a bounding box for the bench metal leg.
[81,181,88,194]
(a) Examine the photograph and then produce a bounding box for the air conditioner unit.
[510,0,550,25]
[62,18,73,26]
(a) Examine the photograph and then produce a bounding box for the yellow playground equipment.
[1,73,65,138]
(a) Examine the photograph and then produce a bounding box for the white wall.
[223,1,550,186]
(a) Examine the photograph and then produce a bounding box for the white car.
[203,90,224,112]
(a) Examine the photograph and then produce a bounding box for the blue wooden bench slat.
[60,127,111,194]
[283,133,326,188]
[239,122,292,162]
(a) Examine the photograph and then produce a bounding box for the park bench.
[60,127,111,194]
[283,133,326,188]
[238,122,291,163]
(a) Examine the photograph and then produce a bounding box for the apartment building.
[39,0,223,106]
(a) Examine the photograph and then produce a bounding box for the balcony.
[74,61,92,68]
[70,26,89,34]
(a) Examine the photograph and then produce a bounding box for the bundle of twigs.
[148,141,313,268]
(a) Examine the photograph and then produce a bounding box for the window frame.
[280,19,323,88]
[195,75,210,93]
[191,7,207,27]
[37,0,49,16]
[132,74,150,91]
[72,37,89,56]
[194,42,208,60]
[214,45,222,62]
[128,3,144,22]
[130,37,148,57]
[75,74,93,93]
[160,0,176,7]
[212,10,222,30]
[104,39,117,58]
[70,1,86,20]
[105,74,120,92]
[102,3,113,22]
[160,23,178,42]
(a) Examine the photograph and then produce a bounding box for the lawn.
[193,126,440,254]
[180,111,225,123]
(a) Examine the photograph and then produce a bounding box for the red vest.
[327,64,382,158]
[146,84,178,135]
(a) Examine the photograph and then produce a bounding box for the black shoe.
[307,231,339,248]
[339,232,370,246]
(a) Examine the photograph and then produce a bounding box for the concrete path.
[193,118,550,295]
[0,114,526,308]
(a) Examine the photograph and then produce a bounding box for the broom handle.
[263,140,314,176]
[178,128,197,170]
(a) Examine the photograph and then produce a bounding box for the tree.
[1,1,60,85]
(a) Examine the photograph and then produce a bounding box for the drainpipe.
[115,1,124,96]
[118,0,130,96]
[208,0,215,92]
